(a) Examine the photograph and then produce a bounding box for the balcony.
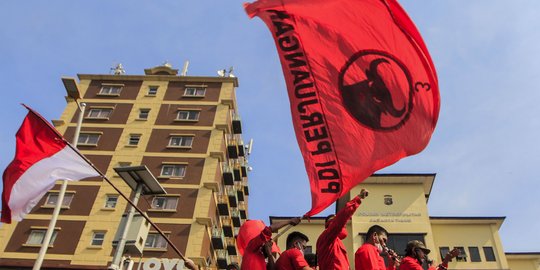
[226,187,238,208]
[233,167,242,182]
[226,134,238,159]
[217,194,229,216]
[226,238,237,256]
[216,249,229,269]
[231,112,242,134]
[221,162,234,186]
[239,201,247,220]
[221,217,234,237]
[211,227,225,250]
[237,138,245,157]
[231,208,241,227]
[237,189,244,202]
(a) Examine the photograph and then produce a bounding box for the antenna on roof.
[181,60,189,76]
[217,69,226,77]
[247,138,254,155]
[162,61,172,68]
[111,63,125,75]
[228,66,235,77]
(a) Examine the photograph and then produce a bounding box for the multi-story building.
[271,174,540,270]
[0,64,249,269]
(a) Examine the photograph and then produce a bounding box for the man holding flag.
[316,189,368,270]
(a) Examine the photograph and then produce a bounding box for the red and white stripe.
[1,109,99,223]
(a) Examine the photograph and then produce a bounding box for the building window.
[145,233,168,249]
[128,134,141,146]
[87,108,112,119]
[99,85,122,95]
[26,230,58,245]
[469,246,481,262]
[91,231,106,246]
[104,195,118,209]
[151,196,179,210]
[176,110,200,121]
[148,86,158,95]
[383,234,425,257]
[454,246,467,262]
[439,246,450,260]
[168,136,193,148]
[160,164,186,178]
[44,193,74,207]
[183,87,206,97]
[483,246,496,261]
[138,109,150,120]
[78,133,100,145]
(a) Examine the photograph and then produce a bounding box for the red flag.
[245,0,440,216]
[1,106,100,223]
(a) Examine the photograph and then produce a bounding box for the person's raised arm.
[438,248,460,270]
[269,217,301,233]
[264,241,276,270]
[324,189,368,241]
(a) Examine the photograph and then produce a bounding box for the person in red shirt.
[354,225,396,270]
[426,259,435,270]
[241,217,302,270]
[399,240,460,270]
[316,189,369,270]
[275,231,313,270]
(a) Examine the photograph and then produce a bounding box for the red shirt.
[354,243,394,270]
[399,257,423,270]
[275,248,309,270]
[241,226,273,270]
[316,196,362,270]
[400,257,446,270]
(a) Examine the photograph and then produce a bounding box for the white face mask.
[295,242,305,255]
[375,243,384,253]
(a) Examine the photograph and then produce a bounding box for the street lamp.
[109,165,166,270]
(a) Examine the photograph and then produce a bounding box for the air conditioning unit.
[112,213,150,255]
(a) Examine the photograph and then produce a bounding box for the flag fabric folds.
[1,107,100,223]
[245,0,440,216]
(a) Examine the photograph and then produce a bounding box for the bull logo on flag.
[339,50,414,131]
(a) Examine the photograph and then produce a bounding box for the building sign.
[384,195,393,205]
[359,212,421,223]
[140,258,187,270]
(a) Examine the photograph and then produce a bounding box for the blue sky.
[1,1,539,252]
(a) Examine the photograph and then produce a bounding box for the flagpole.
[33,103,86,270]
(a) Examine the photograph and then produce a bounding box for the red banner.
[245,0,440,216]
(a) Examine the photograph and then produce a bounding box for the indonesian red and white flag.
[1,106,100,223]
[245,0,440,216]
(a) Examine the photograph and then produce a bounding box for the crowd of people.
[184,189,460,270]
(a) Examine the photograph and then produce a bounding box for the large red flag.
[1,106,100,223]
[245,0,440,216]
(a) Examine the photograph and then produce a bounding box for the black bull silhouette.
[341,58,406,129]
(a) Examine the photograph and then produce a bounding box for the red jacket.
[241,226,273,270]
[354,243,394,270]
[400,257,446,270]
[316,196,361,270]
[275,248,309,270]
